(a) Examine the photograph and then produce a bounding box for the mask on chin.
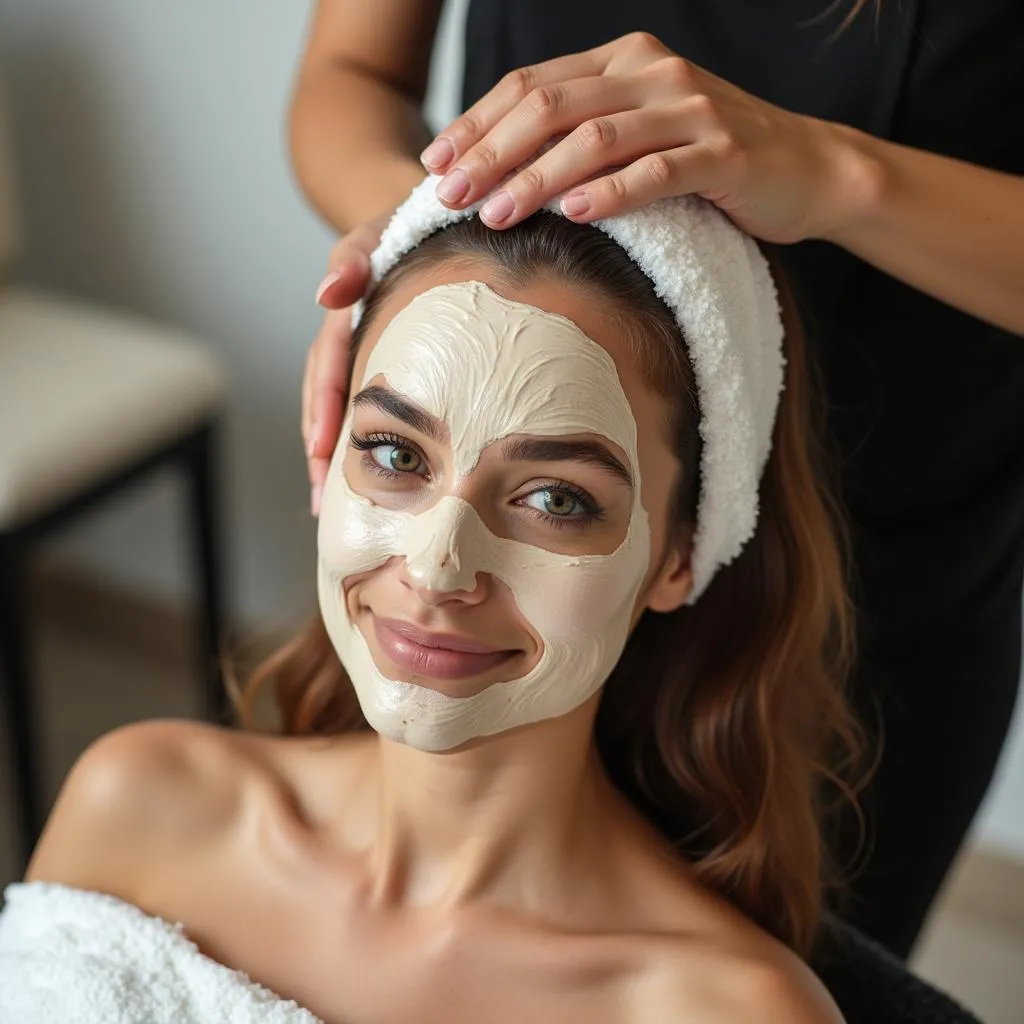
[317,281,651,752]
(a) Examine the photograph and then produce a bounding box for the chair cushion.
[811,915,983,1024]
[0,286,226,529]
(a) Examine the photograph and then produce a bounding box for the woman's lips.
[371,616,517,681]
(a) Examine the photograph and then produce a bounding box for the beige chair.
[0,81,229,871]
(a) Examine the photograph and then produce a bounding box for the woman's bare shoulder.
[634,934,843,1024]
[24,718,270,898]
[605,848,842,1021]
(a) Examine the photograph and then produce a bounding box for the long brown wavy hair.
[238,212,864,957]
[814,0,883,39]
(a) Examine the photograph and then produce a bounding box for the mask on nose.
[317,281,651,752]
[403,496,481,595]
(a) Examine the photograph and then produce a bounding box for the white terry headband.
[353,176,785,603]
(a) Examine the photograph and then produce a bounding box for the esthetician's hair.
[239,212,864,956]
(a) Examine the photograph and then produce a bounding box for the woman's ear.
[644,538,693,613]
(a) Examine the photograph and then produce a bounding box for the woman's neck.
[359,697,620,913]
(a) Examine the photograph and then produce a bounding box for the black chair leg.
[0,533,46,872]
[182,420,230,726]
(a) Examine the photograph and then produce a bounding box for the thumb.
[315,248,371,310]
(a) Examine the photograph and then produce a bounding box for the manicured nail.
[307,426,319,457]
[480,190,515,225]
[421,137,454,170]
[311,485,322,517]
[315,270,342,305]
[560,191,591,218]
[437,168,470,204]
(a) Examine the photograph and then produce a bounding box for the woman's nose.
[401,495,487,602]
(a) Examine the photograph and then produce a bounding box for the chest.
[149,868,639,1024]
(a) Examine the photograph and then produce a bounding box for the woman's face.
[317,261,692,752]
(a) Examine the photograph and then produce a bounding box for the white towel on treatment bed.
[0,881,323,1023]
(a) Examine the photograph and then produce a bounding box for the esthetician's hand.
[304,212,392,515]
[418,31,875,245]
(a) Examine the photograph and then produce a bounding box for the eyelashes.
[349,430,416,458]
[348,431,606,531]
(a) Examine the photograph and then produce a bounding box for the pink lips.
[371,616,516,681]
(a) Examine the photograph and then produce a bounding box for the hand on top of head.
[418,30,869,246]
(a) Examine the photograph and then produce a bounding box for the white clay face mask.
[317,280,652,752]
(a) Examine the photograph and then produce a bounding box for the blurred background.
[0,2,1020,1020]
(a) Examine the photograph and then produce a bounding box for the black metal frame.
[0,415,228,872]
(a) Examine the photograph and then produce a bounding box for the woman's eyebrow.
[500,437,633,488]
[351,385,447,443]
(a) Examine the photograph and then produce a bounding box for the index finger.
[422,48,608,173]
[308,309,357,459]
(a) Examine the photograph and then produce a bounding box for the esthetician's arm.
[824,138,1024,337]
[420,32,1024,336]
[290,0,440,232]
[290,0,441,508]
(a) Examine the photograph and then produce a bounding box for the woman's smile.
[370,614,522,681]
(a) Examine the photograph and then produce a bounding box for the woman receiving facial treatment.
[1,185,855,1019]
[298,3,1024,965]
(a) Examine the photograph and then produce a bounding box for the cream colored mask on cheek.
[317,281,651,752]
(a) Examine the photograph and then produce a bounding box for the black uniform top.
[464,0,1024,658]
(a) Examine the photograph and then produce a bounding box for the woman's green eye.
[372,445,423,474]
[523,488,583,518]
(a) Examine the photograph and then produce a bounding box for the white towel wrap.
[0,882,322,1023]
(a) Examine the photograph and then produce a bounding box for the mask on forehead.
[317,280,652,752]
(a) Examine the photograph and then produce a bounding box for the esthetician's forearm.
[825,127,1024,335]
[290,61,430,234]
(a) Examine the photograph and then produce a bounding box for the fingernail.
[480,190,515,225]
[311,485,322,517]
[421,137,454,170]
[315,270,342,305]
[560,191,591,218]
[437,168,470,204]
[307,426,319,457]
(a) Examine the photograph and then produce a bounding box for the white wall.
[1,0,1021,859]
